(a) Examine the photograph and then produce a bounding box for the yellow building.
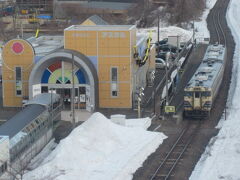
[2,25,155,110]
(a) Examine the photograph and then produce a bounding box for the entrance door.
[194,92,201,109]
[63,88,71,109]
[55,87,86,110]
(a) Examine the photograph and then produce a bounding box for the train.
[0,93,61,179]
[184,44,227,118]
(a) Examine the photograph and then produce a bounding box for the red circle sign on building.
[12,42,24,54]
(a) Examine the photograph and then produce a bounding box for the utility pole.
[50,88,53,128]
[152,89,155,115]
[137,87,144,118]
[157,14,160,43]
[71,54,75,128]
[193,20,195,45]
[165,53,170,106]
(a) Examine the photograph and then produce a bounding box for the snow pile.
[137,26,192,43]
[24,112,166,180]
[190,0,240,179]
[194,0,217,43]
[110,114,152,130]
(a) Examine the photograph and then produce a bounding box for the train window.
[184,91,193,97]
[35,119,40,124]
[202,91,211,96]
[195,92,200,98]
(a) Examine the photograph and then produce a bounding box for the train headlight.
[203,101,212,107]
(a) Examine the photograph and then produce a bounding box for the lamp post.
[137,87,144,118]
[152,89,156,115]
[49,88,54,128]
[165,53,170,107]
[71,54,76,128]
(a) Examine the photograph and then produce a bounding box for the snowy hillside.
[23,113,166,180]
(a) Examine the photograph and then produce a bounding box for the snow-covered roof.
[24,93,60,107]
[87,15,108,25]
[27,36,64,56]
[0,104,46,139]
[65,25,135,31]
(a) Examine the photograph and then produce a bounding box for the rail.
[150,122,201,180]
[211,0,227,45]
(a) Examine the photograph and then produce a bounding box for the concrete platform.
[61,110,92,122]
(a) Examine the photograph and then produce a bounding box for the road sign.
[165,106,175,113]
[179,69,184,73]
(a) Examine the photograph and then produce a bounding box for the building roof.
[27,36,64,57]
[87,15,108,25]
[0,104,46,138]
[79,1,135,11]
[65,24,135,31]
[24,93,60,107]
[186,44,226,89]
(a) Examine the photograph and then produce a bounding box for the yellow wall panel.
[99,82,131,108]
[86,48,97,56]
[119,48,130,55]
[2,39,34,107]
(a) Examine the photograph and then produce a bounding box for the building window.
[15,67,22,96]
[111,67,118,97]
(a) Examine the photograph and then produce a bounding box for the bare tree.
[167,0,206,24]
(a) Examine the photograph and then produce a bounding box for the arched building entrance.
[29,49,98,111]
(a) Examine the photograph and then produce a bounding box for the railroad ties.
[150,122,201,180]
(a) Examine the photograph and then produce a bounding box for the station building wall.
[2,39,34,107]
[1,25,155,109]
[64,26,136,108]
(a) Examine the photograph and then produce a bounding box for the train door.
[194,91,201,109]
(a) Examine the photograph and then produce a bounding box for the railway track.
[134,0,235,179]
[150,122,201,180]
[210,0,228,45]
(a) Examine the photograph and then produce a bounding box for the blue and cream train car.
[0,93,61,179]
[184,44,227,117]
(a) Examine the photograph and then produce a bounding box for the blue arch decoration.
[41,64,87,84]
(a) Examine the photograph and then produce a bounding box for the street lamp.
[71,53,76,128]
[49,88,54,128]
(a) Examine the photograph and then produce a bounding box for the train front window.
[202,91,211,96]
[195,92,200,98]
[184,91,193,97]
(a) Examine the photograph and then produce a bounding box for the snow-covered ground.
[137,26,192,44]
[194,0,217,43]
[190,0,240,179]
[23,113,166,180]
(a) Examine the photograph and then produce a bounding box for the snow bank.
[194,0,217,43]
[110,114,151,130]
[137,26,192,43]
[190,0,240,179]
[24,112,166,180]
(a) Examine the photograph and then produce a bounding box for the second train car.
[184,44,226,118]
